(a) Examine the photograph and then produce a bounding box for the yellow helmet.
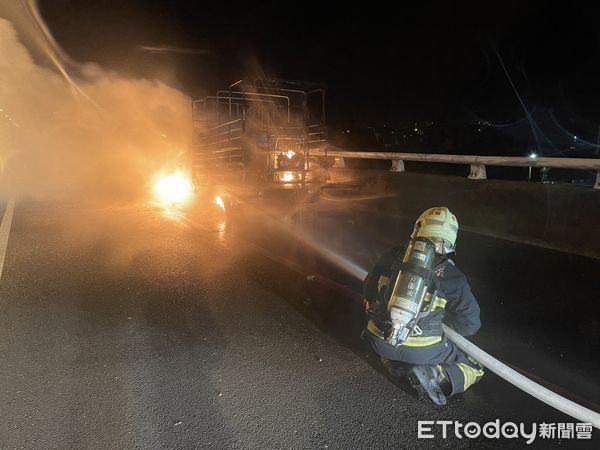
[413,207,459,250]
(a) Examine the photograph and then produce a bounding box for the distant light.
[574,135,578,141]
[529,153,538,159]
[414,128,418,132]
[346,129,350,133]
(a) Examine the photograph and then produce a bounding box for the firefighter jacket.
[364,246,481,347]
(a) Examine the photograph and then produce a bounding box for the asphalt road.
[0,192,598,449]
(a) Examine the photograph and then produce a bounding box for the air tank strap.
[412,259,447,322]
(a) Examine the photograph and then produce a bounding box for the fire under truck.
[190,80,327,189]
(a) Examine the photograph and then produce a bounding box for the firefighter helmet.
[413,207,459,250]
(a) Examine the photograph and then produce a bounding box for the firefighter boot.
[410,365,452,406]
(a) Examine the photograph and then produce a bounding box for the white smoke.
[0,3,191,203]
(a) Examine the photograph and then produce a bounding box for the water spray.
[2,1,97,104]
[234,194,599,427]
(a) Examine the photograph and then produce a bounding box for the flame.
[281,171,295,182]
[213,195,226,211]
[153,170,192,204]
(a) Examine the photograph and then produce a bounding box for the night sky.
[39,1,600,130]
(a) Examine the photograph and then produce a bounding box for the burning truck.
[153,79,327,210]
[188,79,327,188]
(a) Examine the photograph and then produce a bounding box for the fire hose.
[442,324,600,429]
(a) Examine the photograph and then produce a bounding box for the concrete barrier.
[329,169,600,259]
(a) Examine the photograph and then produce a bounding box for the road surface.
[0,192,598,448]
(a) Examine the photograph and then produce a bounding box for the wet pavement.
[234,188,600,421]
[0,190,598,448]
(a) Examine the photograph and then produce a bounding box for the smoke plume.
[0,3,191,204]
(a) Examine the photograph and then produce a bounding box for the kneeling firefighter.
[363,207,484,405]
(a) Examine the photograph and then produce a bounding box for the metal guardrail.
[314,149,600,189]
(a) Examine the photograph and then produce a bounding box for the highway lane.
[230,188,600,430]
[0,196,598,448]
[0,200,488,449]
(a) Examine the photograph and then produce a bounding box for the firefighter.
[363,207,484,405]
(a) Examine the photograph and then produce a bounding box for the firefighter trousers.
[369,334,484,395]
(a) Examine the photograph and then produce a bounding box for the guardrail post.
[595,171,600,190]
[390,159,405,172]
[333,156,346,168]
[468,164,487,180]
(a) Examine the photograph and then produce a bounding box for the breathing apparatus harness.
[365,238,448,347]
[365,207,459,347]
